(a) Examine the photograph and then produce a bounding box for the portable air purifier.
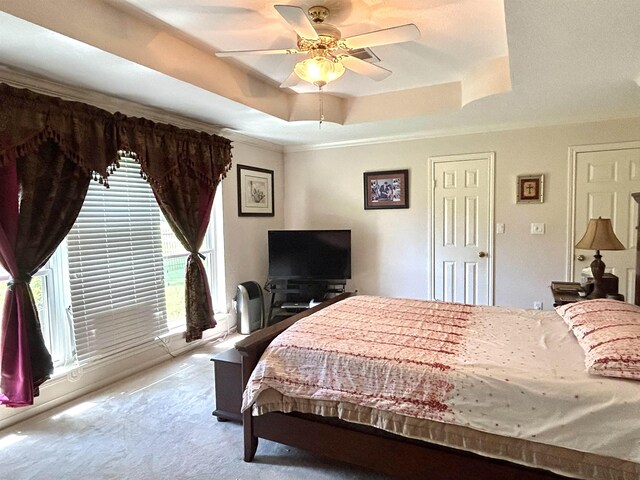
[235,281,264,334]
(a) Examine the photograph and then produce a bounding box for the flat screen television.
[268,229,351,281]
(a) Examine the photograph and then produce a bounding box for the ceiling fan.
[215,4,420,89]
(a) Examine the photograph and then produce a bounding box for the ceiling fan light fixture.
[294,55,345,87]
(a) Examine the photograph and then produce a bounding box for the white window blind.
[66,158,168,365]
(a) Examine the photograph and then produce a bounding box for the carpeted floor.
[0,335,389,479]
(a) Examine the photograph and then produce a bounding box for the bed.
[235,202,640,479]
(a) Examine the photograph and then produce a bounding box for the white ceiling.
[117,0,509,97]
[0,0,639,150]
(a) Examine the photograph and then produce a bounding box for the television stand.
[280,302,311,309]
[266,279,346,326]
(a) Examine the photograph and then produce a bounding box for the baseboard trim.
[0,315,234,432]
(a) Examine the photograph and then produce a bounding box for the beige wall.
[221,141,285,314]
[283,117,640,309]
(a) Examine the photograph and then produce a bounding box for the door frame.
[566,141,640,280]
[428,152,495,304]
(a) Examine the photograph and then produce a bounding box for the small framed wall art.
[516,174,544,204]
[237,164,274,216]
[364,169,409,210]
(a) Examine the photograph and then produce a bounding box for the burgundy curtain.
[118,119,232,342]
[0,84,232,405]
[0,84,118,407]
[0,143,91,406]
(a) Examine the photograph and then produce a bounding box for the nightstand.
[550,282,586,307]
[211,348,243,422]
[550,281,625,307]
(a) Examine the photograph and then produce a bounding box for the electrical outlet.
[530,223,545,234]
[533,301,543,310]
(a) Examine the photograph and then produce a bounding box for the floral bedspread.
[242,295,640,463]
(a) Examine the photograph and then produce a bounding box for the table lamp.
[575,217,625,299]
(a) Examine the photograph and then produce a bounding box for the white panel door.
[572,143,640,302]
[431,153,493,305]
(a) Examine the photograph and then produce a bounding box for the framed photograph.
[517,174,544,203]
[237,164,274,216]
[364,169,409,210]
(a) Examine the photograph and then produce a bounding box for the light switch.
[496,223,505,234]
[530,223,545,234]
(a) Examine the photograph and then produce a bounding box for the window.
[0,156,224,372]
[0,250,73,368]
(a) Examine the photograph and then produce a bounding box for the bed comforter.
[243,295,640,470]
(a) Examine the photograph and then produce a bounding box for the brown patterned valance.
[0,83,232,187]
[117,116,233,191]
[0,83,119,184]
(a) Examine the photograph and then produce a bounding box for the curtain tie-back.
[7,273,33,289]
[190,251,206,260]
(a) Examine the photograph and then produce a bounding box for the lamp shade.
[294,56,345,87]
[575,217,625,251]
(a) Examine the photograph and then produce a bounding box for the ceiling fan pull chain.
[319,85,324,129]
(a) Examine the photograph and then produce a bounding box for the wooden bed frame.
[236,198,640,479]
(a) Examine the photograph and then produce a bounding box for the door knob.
[576,254,586,261]
[478,251,487,258]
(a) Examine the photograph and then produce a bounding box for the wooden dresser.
[633,192,640,305]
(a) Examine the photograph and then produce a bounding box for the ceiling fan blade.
[216,48,302,57]
[280,71,301,88]
[343,24,420,50]
[274,4,319,40]
[340,56,392,81]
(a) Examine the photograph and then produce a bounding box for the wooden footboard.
[235,292,353,462]
[251,412,565,480]
[234,292,570,479]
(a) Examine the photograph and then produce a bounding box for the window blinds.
[0,265,9,282]
[67,158,168,365]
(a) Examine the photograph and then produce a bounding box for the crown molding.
[283,112,640,154]
[2,67,636,156]
[219,128,283,153]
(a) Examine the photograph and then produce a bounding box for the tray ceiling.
[0,0,638,148]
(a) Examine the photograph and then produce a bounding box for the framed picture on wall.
[364,169,409,210]
[516,174,544,203]
[237,164,274,216]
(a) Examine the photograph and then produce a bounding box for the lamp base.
[586,251,606,299]
[586,286,608,299]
